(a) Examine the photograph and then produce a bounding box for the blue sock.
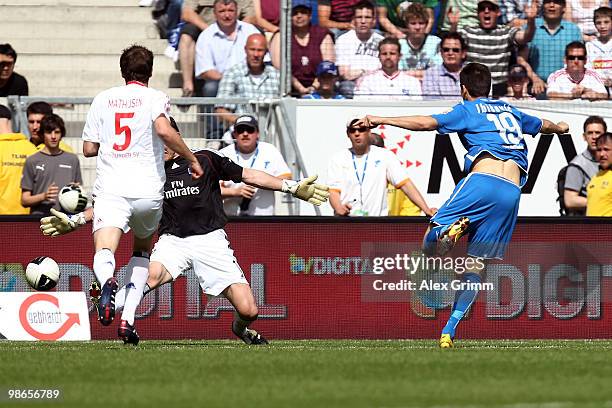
[423,225,446,256]
[442,272,481,338]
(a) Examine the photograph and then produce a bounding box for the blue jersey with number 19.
[431,97,543,187]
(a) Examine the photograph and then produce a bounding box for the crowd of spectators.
[146,0,612,101]
[7,0,611,106]
[6,0,612,101]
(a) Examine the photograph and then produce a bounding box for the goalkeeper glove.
[40,208,86,237]
[281,175,330,206]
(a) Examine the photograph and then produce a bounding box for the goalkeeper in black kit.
[41,117,329,345]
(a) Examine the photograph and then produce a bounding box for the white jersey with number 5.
[82,82,170,199]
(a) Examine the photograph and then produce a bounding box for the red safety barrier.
[1,217,612,339]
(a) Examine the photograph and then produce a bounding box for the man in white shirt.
[354,37,423,100]
[194,0,261,139]
[194,0,261,98]
[335,0,383,98]
[547,41,608,100]
[82,45,203,344]
[220,114,292,215]
[327,118,434,217]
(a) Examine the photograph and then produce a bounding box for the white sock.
[121,254,149,325]
[116,282,151,313]
[114,256,137,313]
[115,286,126,312]
[92,248,115,286]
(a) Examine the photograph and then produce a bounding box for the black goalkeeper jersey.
[158,149,243,238]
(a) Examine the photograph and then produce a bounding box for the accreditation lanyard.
[236,145,259,169]
[351,151,369,206]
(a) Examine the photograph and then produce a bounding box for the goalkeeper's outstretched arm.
[40,207,93,237]
[241,168,330,206]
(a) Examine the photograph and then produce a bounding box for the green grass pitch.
[1,340,612,408]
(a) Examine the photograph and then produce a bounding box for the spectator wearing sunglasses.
[517,0,582,89]
[547,41,608,100]
[422,32,467,99]
[449,0,538,97]
[326,118,434,217]
[219,114,292,216]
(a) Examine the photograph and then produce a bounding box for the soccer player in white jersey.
[42,118,330,345]
[81,45,204,343]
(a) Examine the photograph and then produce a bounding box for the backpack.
[556,163,589,216]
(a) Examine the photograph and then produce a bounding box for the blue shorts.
[430,172,521,259]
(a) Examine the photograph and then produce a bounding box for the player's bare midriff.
[471,153,521,186]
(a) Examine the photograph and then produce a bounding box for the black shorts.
[180,23,201,41]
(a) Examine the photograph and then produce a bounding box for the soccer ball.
[58,184,87,214]
[25,256,60,291]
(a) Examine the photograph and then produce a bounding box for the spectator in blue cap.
[302,60,346,99]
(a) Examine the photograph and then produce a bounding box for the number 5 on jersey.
[114,112,134,151]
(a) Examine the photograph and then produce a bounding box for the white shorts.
[150,229,248,296]
[92,194,163,239]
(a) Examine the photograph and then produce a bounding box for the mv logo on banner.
[427,133,578,193]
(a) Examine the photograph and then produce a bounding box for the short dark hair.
[596,132,612,145]
[378,37,401,53]
[350,0,375,18]
[565,41,586,56]
[0,104,11,120]
[594,6,612,21]
[460,62,491,98]
[439,31,467,50]
[40,113,66,139]
[584,116,607,132]
[0,43,17,61]
[26,101,53,117]
[120,45,154,83]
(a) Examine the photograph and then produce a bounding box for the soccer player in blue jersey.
[356,63,569,348]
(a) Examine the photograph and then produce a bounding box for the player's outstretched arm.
[540,119,569,135]
[356,115,438,131]
[154,115,204,179]
[241,168,330,206]
[40,208,92,237]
